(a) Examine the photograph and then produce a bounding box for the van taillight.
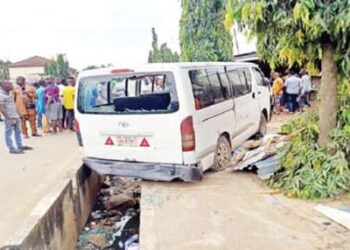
[181,116,195,152]
[74,119,83,147]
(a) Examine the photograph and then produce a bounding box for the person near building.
[300,69,312,107]
[0,80,32,154]
[44,77,62,133]
[271,72,284,115]
[284,70,302,113]
[56,77,66,129]
[13,76,41,138]
[63,77,75,131]
[36,80,46,129]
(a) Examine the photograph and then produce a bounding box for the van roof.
[78,62,257,78]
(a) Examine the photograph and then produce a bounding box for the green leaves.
[180,0,233,62]
[225,0,350,74]
[148,28,180,63]
[0,59,11,80]
[44,54,69,78]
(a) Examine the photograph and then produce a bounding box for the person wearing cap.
[13,76,41,138]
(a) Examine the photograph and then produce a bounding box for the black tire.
[257,113,267,137]
[211,135,232,172]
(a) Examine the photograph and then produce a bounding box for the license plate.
[116,136,138,147]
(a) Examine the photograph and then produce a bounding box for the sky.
[0,0,256,71]
[0,0,182,70]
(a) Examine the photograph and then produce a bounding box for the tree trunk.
[318,44,338,148]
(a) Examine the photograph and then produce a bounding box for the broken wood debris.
[230,134,288,180]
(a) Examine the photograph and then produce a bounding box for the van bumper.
[83,157,203,182]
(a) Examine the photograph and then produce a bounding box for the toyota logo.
[118,122,129,128]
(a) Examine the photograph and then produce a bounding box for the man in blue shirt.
[36,80,46,128]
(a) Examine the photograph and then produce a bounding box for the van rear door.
[77,71,184,164]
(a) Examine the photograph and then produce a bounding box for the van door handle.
[252,93,256,99]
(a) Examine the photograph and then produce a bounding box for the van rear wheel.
[211,136,231,172]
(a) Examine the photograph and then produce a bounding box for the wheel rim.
[217,142,230,167]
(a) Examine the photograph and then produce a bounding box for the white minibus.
[75,62,271,181]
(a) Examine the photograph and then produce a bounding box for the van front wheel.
[211,136,231,172]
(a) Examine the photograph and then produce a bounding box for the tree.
[225,0,350,147]
[0,60,10,80]
[83,63,114,71]
[44,54,70,78]
[148,28,180,63]
[180,0,233,62]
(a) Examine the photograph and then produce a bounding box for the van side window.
[252,68,265,86]
[243,68,253,92]
[189,70,214,109]
[218,68,232,99]
[206,69,225,103]
[227,69,249,97]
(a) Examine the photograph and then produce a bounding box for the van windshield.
[77,72,179,114]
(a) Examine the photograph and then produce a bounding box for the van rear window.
[77,72,179,114]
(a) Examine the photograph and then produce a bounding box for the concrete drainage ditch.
[77,176,141,250]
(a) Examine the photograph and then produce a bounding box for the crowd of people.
[271,69,312,115]
[0,76,76,154]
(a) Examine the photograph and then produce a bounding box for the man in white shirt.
[300,69,312,107]
[284,70,302,113]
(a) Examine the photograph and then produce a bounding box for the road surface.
[140,114,350,250]
[0,123,81,245]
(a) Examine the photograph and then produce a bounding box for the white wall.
[233,23,257,55]
[9,66,44,83]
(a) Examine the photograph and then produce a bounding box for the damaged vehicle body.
[75,62,271,181]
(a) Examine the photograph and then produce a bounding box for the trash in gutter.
[77,176,141,250]
[230,134,288,180]
[315,205,350,230]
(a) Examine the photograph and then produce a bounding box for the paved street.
[0,122,81,245]
[140,116,350,250]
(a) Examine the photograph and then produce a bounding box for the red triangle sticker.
[140,138,150,147]
[105,136,114,146]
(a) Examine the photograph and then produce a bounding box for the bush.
[269,111,350,199]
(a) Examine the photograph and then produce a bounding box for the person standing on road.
[271,72,284,115]
[13,76,41,138]
[63,77,75,131]
[284,70,302,113]
[36,80,46,129]
[56,77,66,129]
[300,69,312,107]
[0,80,32,154]
[44,77,62,133]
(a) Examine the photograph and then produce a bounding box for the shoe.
[9,149,24,154]
[24,135,30,139]
[21,146,33,151]
[32,134,42,137]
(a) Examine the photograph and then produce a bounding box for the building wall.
[9,66,44,83]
